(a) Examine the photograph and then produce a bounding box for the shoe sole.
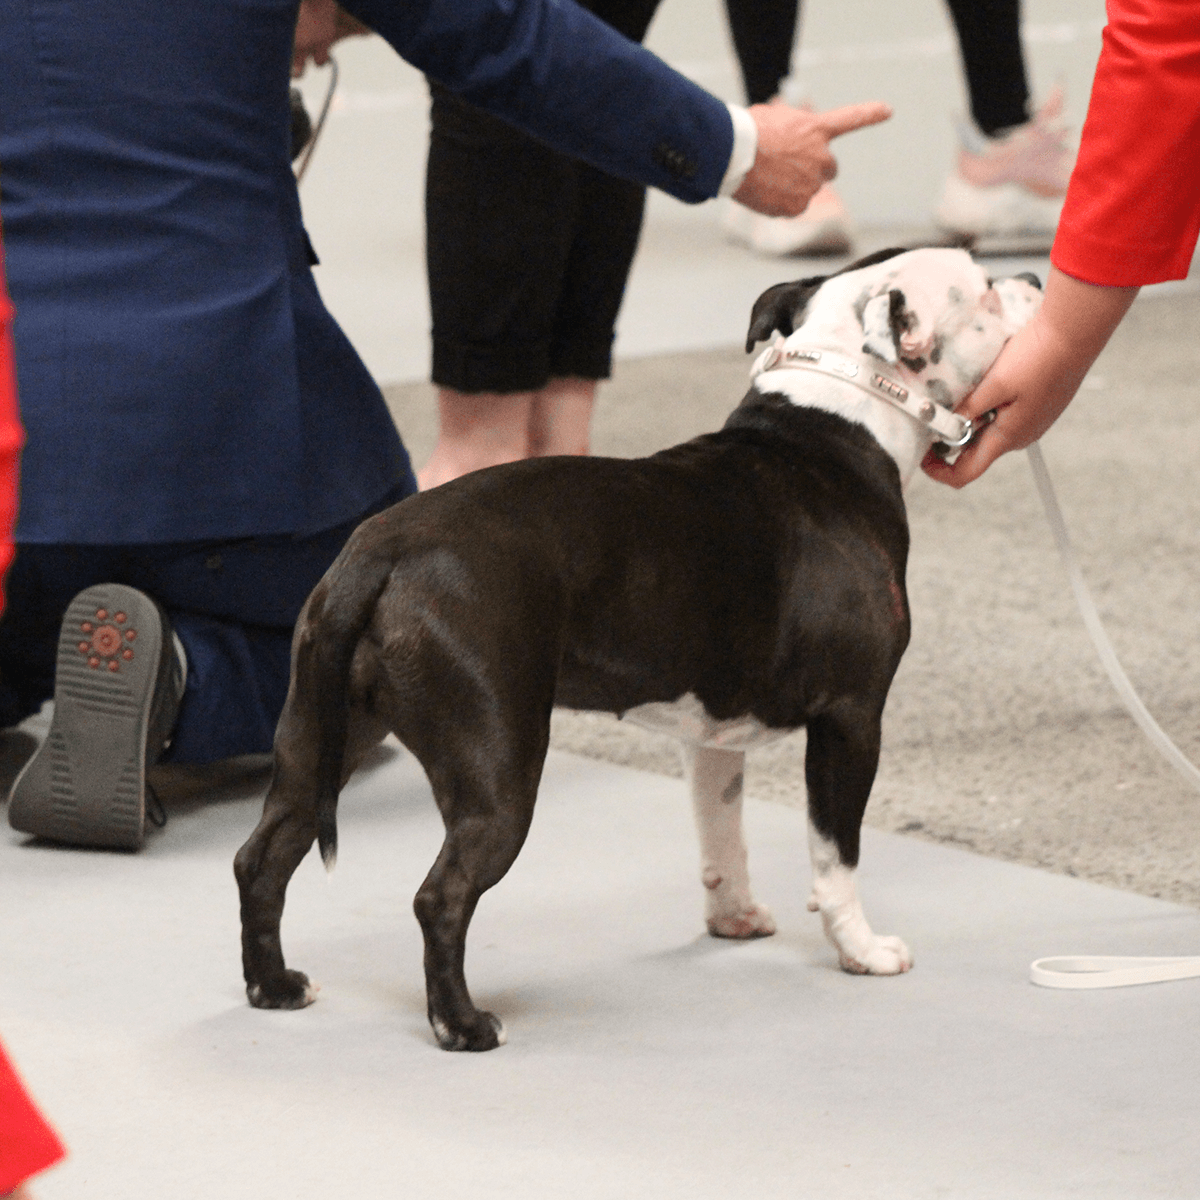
[7,584,166,850]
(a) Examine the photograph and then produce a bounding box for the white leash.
[1025,442,1200,989]
[1029,955,1200,990]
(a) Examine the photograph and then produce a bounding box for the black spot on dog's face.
[900,356,926,373]
[888,288,915,339]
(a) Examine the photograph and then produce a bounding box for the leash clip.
[932,409,996,461]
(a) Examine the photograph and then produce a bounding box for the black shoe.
[7,584,186,850]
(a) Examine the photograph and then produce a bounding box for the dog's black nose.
[1014,271,1042,290]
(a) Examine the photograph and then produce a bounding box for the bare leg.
[418,377,597,490]
[418,388,536,490]
[528,376,596,458]
[683,743,776,938]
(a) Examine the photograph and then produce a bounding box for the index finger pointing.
[816,102,893,139]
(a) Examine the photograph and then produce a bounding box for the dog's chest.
[620,692,790,751]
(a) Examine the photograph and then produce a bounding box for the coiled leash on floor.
[1024,442,1200,989]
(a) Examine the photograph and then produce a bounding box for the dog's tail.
[295,533,396,872]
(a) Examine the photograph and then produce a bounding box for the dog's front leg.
[803,712,911,975]
[684,743,776,939]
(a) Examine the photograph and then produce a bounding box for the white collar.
[749,339,975,450]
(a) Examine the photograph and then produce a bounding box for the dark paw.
[431,1010,506,1052]
[247,969,317,1010]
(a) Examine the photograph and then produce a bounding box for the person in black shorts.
[417,0,661,489]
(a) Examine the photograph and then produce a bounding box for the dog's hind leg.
[684,744,776,939]
[233,703,387,1010]
[412,741,545,1052]
[803,711,911,975]
[234,768,322,1010]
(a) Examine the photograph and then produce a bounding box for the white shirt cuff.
[718,103,758,197]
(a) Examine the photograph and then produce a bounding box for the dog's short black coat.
[235,251,921,1052]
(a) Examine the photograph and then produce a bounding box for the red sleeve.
[0,219,23,617]
[1052,0,1200,285]
[0,1039,67,1194]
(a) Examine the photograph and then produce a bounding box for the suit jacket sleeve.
[340,0,735,203]
[1051,0,1200,286]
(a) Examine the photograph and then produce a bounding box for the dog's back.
[342,406,910,735]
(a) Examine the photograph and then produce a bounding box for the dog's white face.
[816,247,1042,409]
[746,248,1043,485]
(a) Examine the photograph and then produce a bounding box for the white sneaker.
[723,182,854,258]
[934,88,1076,249]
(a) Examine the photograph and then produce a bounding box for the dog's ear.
[745,275,827,352]
[861,286,937,367]
[745,251,914,353]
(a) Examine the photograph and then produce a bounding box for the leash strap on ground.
[1025,442,1200,989]
[1030,955,1200,989]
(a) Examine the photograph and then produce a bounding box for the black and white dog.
[235,247,1041,1051]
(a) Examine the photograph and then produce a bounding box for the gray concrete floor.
[4,749,1200,1199]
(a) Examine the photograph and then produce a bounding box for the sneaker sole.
[7,584,167,850]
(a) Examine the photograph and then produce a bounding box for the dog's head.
[747,247,1042,410]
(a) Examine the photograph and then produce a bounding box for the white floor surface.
[4,746,1200,1198]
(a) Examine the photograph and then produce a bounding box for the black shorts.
[425,82,648,394]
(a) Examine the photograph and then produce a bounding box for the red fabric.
[0,220,23,616]
[0,220,50,1196]
[1052,0,1200,286]
[0,1039,66,1193]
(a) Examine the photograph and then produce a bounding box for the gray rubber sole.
[7,584,167,850]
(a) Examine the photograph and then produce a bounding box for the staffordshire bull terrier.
[235,247,1042,1051]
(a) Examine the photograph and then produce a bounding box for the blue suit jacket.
[0,0,732,544]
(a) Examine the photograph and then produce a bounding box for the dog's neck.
[750,322,963,489]
[755,366,931,487]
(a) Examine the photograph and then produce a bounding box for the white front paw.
[838,934,912,976]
